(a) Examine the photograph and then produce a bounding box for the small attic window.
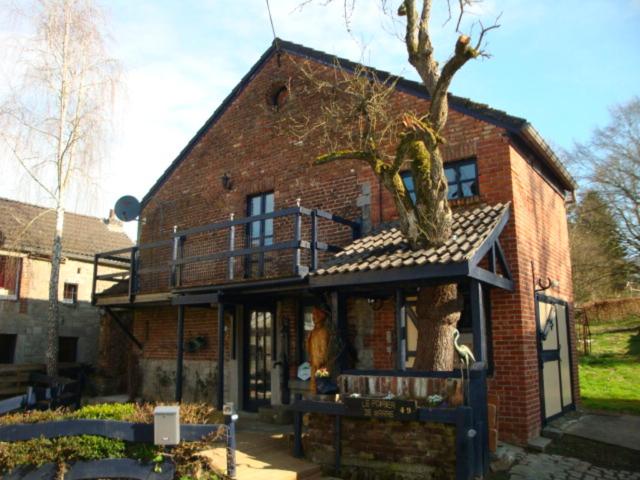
[267,83,289,110]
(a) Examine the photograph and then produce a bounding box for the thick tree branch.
[315,149,376,166]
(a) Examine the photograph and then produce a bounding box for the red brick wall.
[485,145,577,444]
[137,51,511,291]
[133,306,219,362]
[133,49,575,444]
[305,414,456,479]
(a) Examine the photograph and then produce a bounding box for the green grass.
[579,315,640,415]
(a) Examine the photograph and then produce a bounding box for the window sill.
[449,195,482,207]
[0,295,18,302]
[60,299,78,306]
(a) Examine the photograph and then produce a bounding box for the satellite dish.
[114,195,141,222]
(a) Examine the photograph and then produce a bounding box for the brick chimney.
[106,209,123,232]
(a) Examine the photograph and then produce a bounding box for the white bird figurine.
[453,328,476,369]
[453,328,476,404]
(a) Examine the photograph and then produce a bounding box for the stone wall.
[0,252,126,365]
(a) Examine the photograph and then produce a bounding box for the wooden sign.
[343,397,418,421]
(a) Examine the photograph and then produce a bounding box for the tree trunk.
[46,204,64,376]
[414,283,462,370]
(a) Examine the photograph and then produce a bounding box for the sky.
[1,0,639,239]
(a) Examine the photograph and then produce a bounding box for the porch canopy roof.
[310,202,513,291]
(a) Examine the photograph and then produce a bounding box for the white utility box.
[154,405,180,446]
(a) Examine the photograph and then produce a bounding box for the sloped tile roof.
[314,202,510,276]
[0,197,133,261]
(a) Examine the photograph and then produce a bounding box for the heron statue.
[453,328,476,403]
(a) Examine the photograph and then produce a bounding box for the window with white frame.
[62,282,79,304]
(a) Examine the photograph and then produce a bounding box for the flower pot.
[316,377,337,395]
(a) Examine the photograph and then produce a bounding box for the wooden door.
[537,295,574,422]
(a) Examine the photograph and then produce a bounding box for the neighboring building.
[94,38,578,463]
[0,198,132,365]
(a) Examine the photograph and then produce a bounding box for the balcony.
[92,205,360,304]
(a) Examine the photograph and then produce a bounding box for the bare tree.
[569,190,635,303]
[0,0,119,375]
[293,0,499,370]
[573,98,640,262]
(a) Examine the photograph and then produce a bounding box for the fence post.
[223,402,237,479]
[171,226,184,288]
[293,199,302,275]
[128,247,138,303]
[228,213,235,280]
[469,362,489,478]
[310,209,318,271]
[91,254,99,305]
[455,406,474,480]
[293,410,303,457]
[175,305,185,403]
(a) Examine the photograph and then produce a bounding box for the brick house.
[0,197,132,366]
[94,39,577,476]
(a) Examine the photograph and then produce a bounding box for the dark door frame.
[535,293,576,424]
[242,303,276,412]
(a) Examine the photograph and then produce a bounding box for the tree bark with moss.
[300,0,498,370]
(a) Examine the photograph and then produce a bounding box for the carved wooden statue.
[306,307,330,392]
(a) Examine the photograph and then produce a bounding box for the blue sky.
[1,0,639,238]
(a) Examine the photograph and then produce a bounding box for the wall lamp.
[221,172,233,191]
[367,297,385,311]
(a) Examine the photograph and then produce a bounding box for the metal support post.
[175,305,185,402]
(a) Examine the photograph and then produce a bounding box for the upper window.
[401,158,479,202]
[62,282,78,304]
[245,192,275,278]
[0,255,21,300]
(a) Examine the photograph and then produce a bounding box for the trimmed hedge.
[0,403,223,480]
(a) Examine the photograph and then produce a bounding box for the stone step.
[541,425,564,440]
[526,436,553,452]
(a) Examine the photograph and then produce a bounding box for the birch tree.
[295,0,499,370]
[0,0,119,375]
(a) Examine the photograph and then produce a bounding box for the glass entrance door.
[243,306,274,411]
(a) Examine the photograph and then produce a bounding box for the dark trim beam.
[172,293,219,306]
[469,266,514,291]
[469,208,511,268]
[217,304,225,410]
[175,305,185,402]
[395,289,406,371]
[310,263,469,289]
[470,280,487,363]
[104,307,143,350]
[495,239,513,281]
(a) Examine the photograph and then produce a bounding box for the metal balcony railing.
[92,205,360,303]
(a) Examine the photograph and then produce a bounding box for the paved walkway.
[201,430,322,480]
[507,452,640,480]
[562,414,640,452]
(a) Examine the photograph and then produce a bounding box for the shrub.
[0,435,126,471]
[129,403,222,425]
[0,402,221,425]
[0,408,70,426]
[0,403,225,479]
[72,403,136,421]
